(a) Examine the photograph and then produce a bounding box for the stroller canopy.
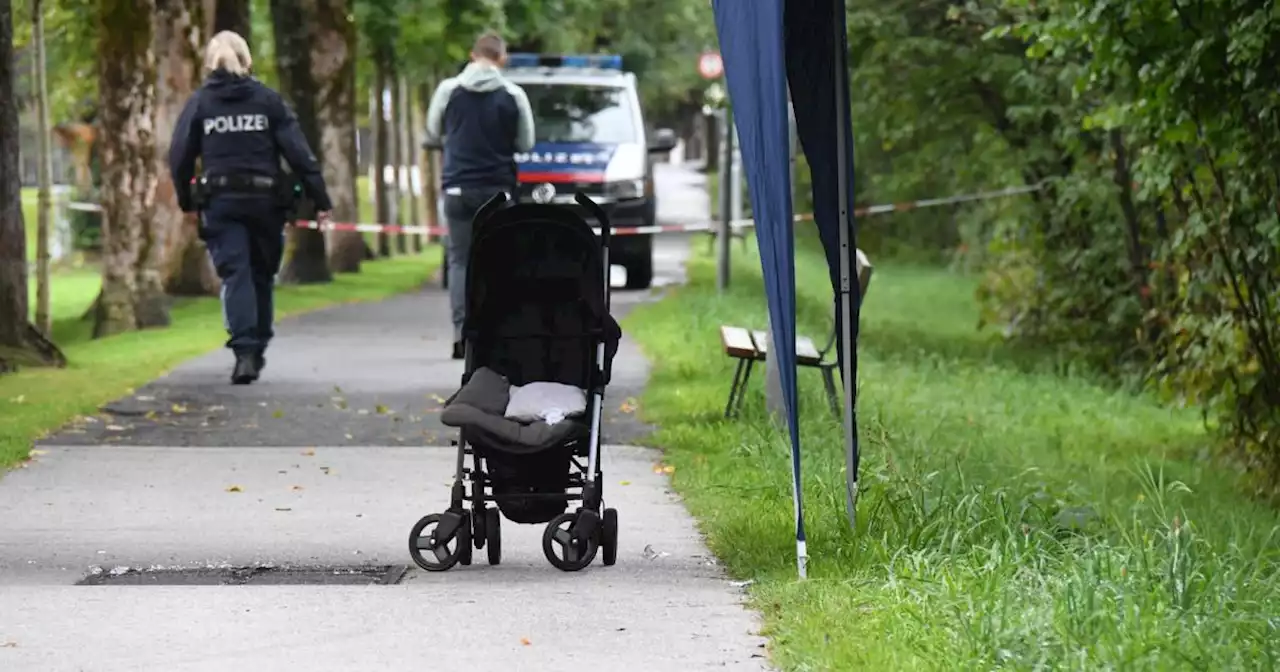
[464,200,623,390]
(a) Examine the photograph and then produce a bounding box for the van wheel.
[623,246,653,289]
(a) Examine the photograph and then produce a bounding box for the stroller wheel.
[486,507,502,566]
[602,508,618,566]
[457,511,474,566]
[408,513,465,572]
[542,511,599,572]
[472,506,487,550]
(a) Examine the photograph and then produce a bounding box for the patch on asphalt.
[76,564,408,586]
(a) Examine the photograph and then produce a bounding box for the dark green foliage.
[850,0,1280,486]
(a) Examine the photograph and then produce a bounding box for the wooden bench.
[719,248,874,419]
[720,325,839,418]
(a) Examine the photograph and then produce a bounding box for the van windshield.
[520,83,637,145]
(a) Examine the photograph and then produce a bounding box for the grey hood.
[455,62,507,92]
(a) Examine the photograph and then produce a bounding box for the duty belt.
[200,174,277,191]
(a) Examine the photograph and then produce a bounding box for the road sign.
[698,51,723,80]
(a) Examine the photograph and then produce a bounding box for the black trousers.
[199,195,286,356]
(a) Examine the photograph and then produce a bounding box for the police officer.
[168,31,333,384]
[424,30,535,359]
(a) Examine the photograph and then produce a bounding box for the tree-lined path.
[0,165,772,671]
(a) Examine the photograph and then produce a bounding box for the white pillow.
[504,382,588,425]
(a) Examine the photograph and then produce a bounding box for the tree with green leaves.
[94,0,169,337]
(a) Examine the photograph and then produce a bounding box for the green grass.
[621,233,1280,670]
[1,251,440,471]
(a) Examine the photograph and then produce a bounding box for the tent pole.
[832,0,859,528]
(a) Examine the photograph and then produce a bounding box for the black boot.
[254,349,266,373]
[231,353,260,384]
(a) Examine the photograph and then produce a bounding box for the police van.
[502,53,676,289]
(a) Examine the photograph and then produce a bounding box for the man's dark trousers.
[444,187,510,348]
[200,195,286,360]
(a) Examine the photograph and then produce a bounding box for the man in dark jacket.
[169,30,333,384]
[424,30,536,359]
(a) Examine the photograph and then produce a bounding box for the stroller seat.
[440,366,585,455]
[440,367,589,524]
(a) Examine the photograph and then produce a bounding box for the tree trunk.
[204,0,250,43]
[271,0,331,284]
[417,80,440,245]
[314,0,362,273]
[373,51,391,257]
[32,0,52,334]
[400,75,421,253]
[95,0,169,338]
[0,2,64,371]
[390,65,405,255]
[158,0,219,297]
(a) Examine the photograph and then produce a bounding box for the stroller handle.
[574,192,611,249]
[474,190,512,229]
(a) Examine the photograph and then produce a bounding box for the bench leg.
[725,358,749,419]
[821,366,839,417]
[734,359,757,418]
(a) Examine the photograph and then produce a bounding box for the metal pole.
[717,106,734,292]
[730,124,743,224]
[833,0,859,529]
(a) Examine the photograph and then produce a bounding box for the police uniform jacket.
[169,69,333,213]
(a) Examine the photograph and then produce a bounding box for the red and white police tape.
[66,183,1040,236]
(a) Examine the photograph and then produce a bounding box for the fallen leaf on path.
[171,403,188,414]
[29,449,47,457]
[301,449,315,456]
[344,433,354,440]
[332,399,349,410]
[291,485,304,491]
[105,425,125,431]
[429,394,447,404]
[619,398,637,413]
[520,638,532,646]
[136,395,155,402]
[619,480,631,486]
[334,385,344,394]
[225,485,243,493]
[272,409,285,419]
[663,465,675,474]
[275,508,292,512]
[1,641,16,648]
[375,404,390,415]
[145,411,158,420]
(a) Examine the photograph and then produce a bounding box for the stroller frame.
[408,191,619,572]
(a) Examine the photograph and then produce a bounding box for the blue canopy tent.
[710,0,861,578]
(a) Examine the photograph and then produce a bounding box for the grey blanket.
[439,367,581,451]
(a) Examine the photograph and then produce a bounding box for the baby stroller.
[407,191,623,572]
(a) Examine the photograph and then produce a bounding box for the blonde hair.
[204,31,253,76]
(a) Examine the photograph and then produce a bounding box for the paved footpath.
[0,164,772,671]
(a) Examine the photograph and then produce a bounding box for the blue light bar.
[505,53,623,70]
